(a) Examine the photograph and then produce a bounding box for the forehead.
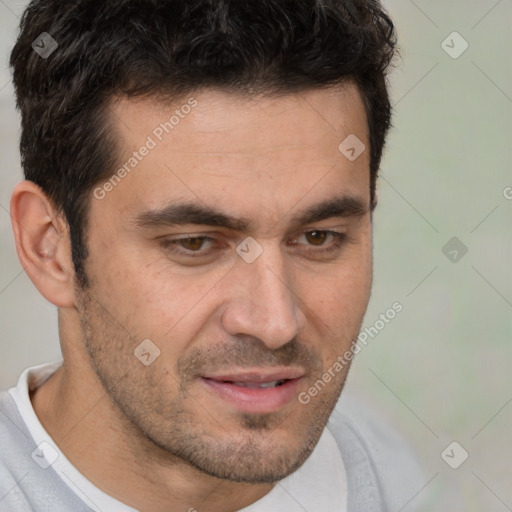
[111,84,368,153]
[96,84,370,231]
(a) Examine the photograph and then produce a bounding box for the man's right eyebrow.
[133,203,254,232]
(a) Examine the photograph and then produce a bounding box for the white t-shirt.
[7,361,348,512]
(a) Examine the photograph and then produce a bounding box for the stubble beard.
[75,285,351,484]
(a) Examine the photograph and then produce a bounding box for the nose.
[220,243,305,350]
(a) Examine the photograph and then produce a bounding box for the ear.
[10,180,76,308]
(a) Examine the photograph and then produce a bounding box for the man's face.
[77,84,373,483]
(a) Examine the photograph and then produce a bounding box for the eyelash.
[160,230,348,258]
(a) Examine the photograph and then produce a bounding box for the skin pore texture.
[17,83,374,512]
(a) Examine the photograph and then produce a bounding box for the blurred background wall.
[1,1,511,510]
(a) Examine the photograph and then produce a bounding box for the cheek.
[84,237,174,339]
[310,240,372,307]
[86,246,227,367]
[303,250,372,355]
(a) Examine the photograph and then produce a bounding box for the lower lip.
[200,377,302,414]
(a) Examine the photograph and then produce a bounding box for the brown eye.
[179,237,207,251]
[161,235,217,257]
[291,230,347,255]
[305,230,328,246]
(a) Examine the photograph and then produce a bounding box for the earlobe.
[10,180,76,308]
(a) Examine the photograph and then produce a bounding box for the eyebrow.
[133,195,369,233]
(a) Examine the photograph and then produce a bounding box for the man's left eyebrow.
[287,195,369,228]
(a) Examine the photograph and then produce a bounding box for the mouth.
[200,368,304,414]
[227,379,288,388]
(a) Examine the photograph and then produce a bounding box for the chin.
[188,439,314,484]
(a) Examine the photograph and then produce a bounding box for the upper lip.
[202,368,305,382]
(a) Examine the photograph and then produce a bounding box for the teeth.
[231,380,286,388]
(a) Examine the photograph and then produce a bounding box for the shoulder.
[0,389,40,510]
[327,391,427,512]
[0,389,91,512]
[0,388,35,474]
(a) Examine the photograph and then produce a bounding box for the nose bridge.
[222,242,302,349]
